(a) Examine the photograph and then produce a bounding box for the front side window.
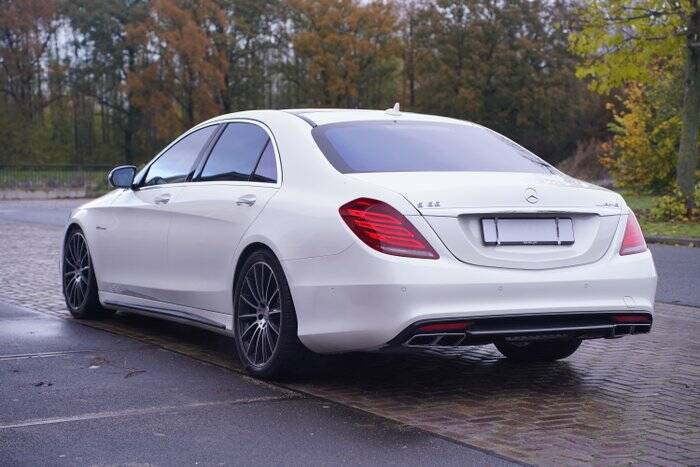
[312,121,552,175]
[200,123,270,182]
[144,125,217,186]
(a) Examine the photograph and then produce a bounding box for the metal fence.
[0,164,113,192]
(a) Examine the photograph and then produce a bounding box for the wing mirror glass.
[108,165,136,189]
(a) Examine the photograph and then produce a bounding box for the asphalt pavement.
[0,198,697,307]
[0,199,698,464]
[0,199,77,227]
[650,243,700,307]
[0,301,511,466]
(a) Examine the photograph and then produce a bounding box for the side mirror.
[108,165,137,189]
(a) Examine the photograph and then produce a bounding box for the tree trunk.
[124,100,139,165]
[677,0,700,214]
[124,127,134,165]
[222,65,232,113]
[124,47,137,165]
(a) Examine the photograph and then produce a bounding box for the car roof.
[282,108,475,127]
[203,108,477,128]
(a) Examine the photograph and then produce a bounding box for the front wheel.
[62,227,112,319]
[233,249,308,379]
[495,339,581,362]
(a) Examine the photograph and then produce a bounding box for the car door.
[161,121,281,318]
[98,124,219,305]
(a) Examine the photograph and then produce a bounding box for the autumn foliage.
[601,84,680,193]
[288,0,401,107]
[571,0,699,211]
[1,0,614,171]
[128,0,228,137]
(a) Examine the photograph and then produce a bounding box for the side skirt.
[103,300,234,337]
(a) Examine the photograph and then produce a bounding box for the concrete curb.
[645,236,697,247]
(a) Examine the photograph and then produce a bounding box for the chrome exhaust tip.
[405,333,466,347]
[613,323,651,337]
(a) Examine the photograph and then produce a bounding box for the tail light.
[619,212,647,256]
[417,321,469,332]
[613,314,652,324]
[339,198,439,259]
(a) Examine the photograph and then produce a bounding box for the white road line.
[0,394,300,429]
[0,348,147,361]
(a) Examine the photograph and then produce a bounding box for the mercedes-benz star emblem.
[524,187,539,204]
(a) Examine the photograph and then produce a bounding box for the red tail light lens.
[339,198,439,259]
[417,322,469,332]
[619,212,647,256]
[613,314,652,324]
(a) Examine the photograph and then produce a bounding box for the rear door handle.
[236,194,256,207]
[154,193,171,205]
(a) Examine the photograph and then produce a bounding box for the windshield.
[312,120,552,174]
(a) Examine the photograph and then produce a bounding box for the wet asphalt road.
[0,199,518,464]
[0,199,76,227]
[0,198,698,307]
[0,301,511,466]
[648,243,700,307]
[0,198,697,465]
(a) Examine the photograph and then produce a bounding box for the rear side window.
[312,121,552,174]
[200,123,270,182]
[251,141,277,183]
[144,125,217,186]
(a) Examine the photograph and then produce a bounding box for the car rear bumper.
[283,241,657,354]
[388,312,652,349]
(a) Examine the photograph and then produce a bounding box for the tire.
[495,338,581,362]
[233,249,308,379]
[62,227,113,320]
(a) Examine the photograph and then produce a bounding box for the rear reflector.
[339,198,439,259]
[619,212,647,255]
[613,314,652,324]
[417,322,469,332]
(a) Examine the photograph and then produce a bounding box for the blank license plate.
[481,218,574,246]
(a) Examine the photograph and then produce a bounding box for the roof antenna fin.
[385,102,401,116]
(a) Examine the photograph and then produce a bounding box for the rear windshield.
[312,120,552,174]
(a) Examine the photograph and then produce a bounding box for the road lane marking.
[0,394,302,429]
[0,347,150,361]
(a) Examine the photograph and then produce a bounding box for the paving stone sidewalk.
[1,218,699,465]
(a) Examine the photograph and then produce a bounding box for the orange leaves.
[288,0,401,107]
[0,0,58,30]
[0,0,61,119]
[127,0,228,139]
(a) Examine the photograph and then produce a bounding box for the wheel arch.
[64,221,83,236]
[61,219,102,286]
[231,239,298,321]
[233,241,277,290]
[61,221,85,272]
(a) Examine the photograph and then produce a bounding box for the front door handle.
[236,194,256,207]
[154,193,171,205]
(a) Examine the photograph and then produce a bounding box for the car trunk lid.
[349,172,623,270]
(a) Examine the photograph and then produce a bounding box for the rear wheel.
[233,249,308,379]
[62,227,112,319]
[495,339,581,362]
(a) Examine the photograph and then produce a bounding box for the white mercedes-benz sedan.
[61,107,657,378]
